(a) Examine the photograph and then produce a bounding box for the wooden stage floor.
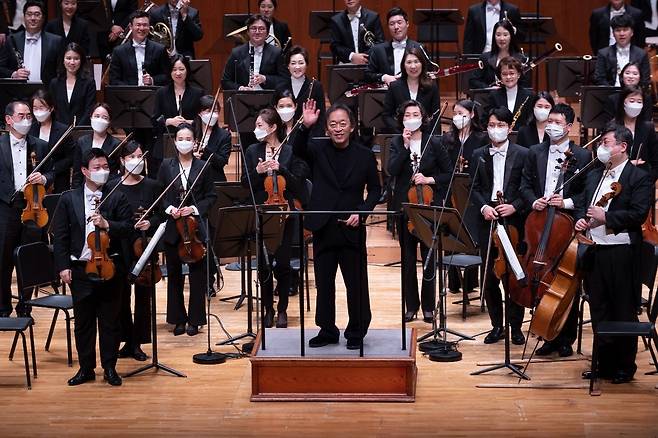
[0,220,657,436]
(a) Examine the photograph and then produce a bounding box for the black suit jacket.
[442,130,490,179]
[365,39,420,83]
[593,44,650,87]
[519,140,592,212]
[383,79,440,132]
[94,0,138,58]
[330,8,385,63]
[44,15,91,54]
[0,133,53,206]
[156,157,218,245]
[153,84,204,130]
[277,76,327,135]
[0,41,15,78]
[485,86,534,130]
[516,122,549,148]
[48,76,97,126]
[71,134,121,189]
[292,125,382,231]
[197,125,232,182]
[9,30,65,86]
[589,4,646,53]
[149,4,203,58]
[629,120,658,183]
[28,121,74,192]
[108,39,170,86]
[221,43,286,90]
[469,51,530,89]
[463,1,522,54]
[272,18,292,50]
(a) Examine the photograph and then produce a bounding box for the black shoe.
[511,328,526,345]
[558,344,573,358]
[422,311,434,324]
[484,326,504,344]
[611,371,634,384]
[103,368,122,386]
[308,334,339,348]
[186,324,199,336]
[378,188,389,204]
[404,310,417,322]
[535,342,556,356]
[582,370,614,380]
[346,338,362,350]
[118,344,133,358]
[68,368,96,386]
[263,308,274,328]
[132,346,148,361]
[275,311,288,328]
[173,323,186,336]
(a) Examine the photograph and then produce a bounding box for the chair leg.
[65,310,73,366]
[646,332,658,376]
[29,324,37,378]
[589,333,600,396]
[577,298,586,355]
[9,331,19,360]
[45,308,59,351]
[305,244,311,313]
[20,332,31,390]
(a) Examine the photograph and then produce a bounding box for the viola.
[132,207,162,287]
[85,197,115,281]
[21,152,49,228]
[175,214,206,264]
[264,170,288,206]
[407,152,433,233]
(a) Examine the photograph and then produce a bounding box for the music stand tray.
[327,65,367,105]
[309,11,335,41]
[104,86,159,129]
[580,86,619,131]
[358,89,388,131]
[518,16,556,46]
[189,59,213,93]
[413,9,464,26]
[555,57,597,97]
[449,174,472,217]
[223,90,276,132]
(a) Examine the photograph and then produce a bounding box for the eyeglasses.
[13,113,33,121]
[249,26,267,33]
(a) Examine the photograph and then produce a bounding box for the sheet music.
[496,224,525,281]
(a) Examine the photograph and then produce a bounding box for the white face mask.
[200,112,218,126]
[403,118,423,132]
[124,158,144,175]
[624,102,643,118]
[33,110,51,123]
[545,123,565,142]
[488,126,508,143]
[12,118,32,135]
[533,107,550,123]
[597,145,612,164]
[91,118,109,134]
[452,114,471,130]
[89,169,110,185]
[253,127,269,142]
[277,107,296,123]
[175,140,194,155]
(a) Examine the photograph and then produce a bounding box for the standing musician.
[44,0,91,54]
[329,0,384,65]
[52,147,133,386]
[576,123,652,384]
[382,47,439,133]
[115,141,161,362]
[72,103,121,189]
[516,92,554,148]
[388,100,451,323]
[294,100,381,349]
[242,108,310,328]
[192,95,232,183]
[593,13,650,87]
[364,7,419,86]
[519,103,592,357]
[0,101,52,317]
[108,10,171,87]
[589,0,646,53]
[463,0,522,55]
[483,56,533,131]
[149,0,203,58]
[28,89,75,193]
[157,123,216,337]
[258,0,292,51]
[96,0,138,60]
[471,107,528,345]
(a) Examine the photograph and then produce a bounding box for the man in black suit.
[576,123,652,384]
[364,7,420,85]
[149,0,203,58]
[590,0,645,53]
[0,100,52,317]
[472,106,528,345]
[52,147,133,387]
[631,0,658,38]
[463,0,522,54]
[593,13,651,86]
[108,10,170,86]
[221,14,286,91]
[294,100,381,350]
[7,0,64,85]
[519,103,592,357]
[95,0,138,60]
[330,0,384,65]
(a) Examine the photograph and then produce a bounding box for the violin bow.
[176,152,216,209]
[410,100,449,183]
[272,78,317,161]
[136,169,184,223]
[107,132,135,159]
[198,87,222,152]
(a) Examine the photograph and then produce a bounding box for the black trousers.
[478,221,525,329]
[70,265,122,371]
[313,221,371,341]
[583,244,638,377]
[164,243,207,327]
[259,219,294,313]
[120,280,152,347]
[401,223,435,313]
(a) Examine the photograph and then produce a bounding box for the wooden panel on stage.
[250,328,417,402]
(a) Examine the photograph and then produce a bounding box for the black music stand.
[468,87,496,109]
[0,80,44,118]
[414,9,464,62]
[189,59,213,93]
[581,86,619,132]
[104,86,159,129]
[223,14,250,42]
[309,11,334,41]
[358,89,389,132]
[404,204,477,362]
[518,16,555,47]
[223,90,276,131]
[555,57,596,97]
[450,174,472,217]
[327,65,367,105]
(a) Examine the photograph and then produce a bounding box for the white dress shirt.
[165,162,199,216]
[78,185,103,262]
[609,6,627,46]
[348,7,362,62]
[249,43,264,90]
[484,1,501,53]
[133,39,146,86]
[12,0,25,30]
[538,139,574,210]
[392,38,407,75]
[38,126,49,142]
[409,138,422,165]
[506,86,518,113]
[409,84,418,100]
[10,133,27,191]
[489,140,509,202]
[615,44,631,86]
[590,160,631,245]
[23,32,42,82]
[646,0,658,31]
[291,76,305,98]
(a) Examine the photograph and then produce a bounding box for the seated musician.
[604,62,654,123]
[192,95,232,183]
[329,0,384,65]
[519,103,592,357]
[382,47,439,133]
[149,0,203,58]
[516,92,554,148]
[0,100,52,317]
[471,107,527,345]
[258,0,292,50]
[44,0,91,54]
[388,100,451,323]
[593,13,650,87]
[364,7,419,86]
[483,56,533,130]
[52,147,133,386]
[242,108,309,328]
[157,123,217,337]
[576,122,652,384]
[463,0,522,55]
[589,0,645,53]
[108,10,171,86]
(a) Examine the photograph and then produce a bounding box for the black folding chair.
[1,316,36,389]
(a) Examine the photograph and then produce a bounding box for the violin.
[407,153,434,233]
[132,207,162,287]
[85,197,115,281]
[492,191,520,280]
[263,147,288,206]
[175,188,206,264]
[21,151,49,228]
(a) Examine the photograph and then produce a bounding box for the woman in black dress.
[45,0,91,53]
[516,91,555,148]
[258,0,292,50]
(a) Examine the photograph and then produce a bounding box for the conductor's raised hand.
[302,99,320,128]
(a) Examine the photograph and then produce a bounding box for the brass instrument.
[150,22,174,54]
[512,95,530,128]
[226,25,249,45]
[265,32,281,48]
[360,23,375,49]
